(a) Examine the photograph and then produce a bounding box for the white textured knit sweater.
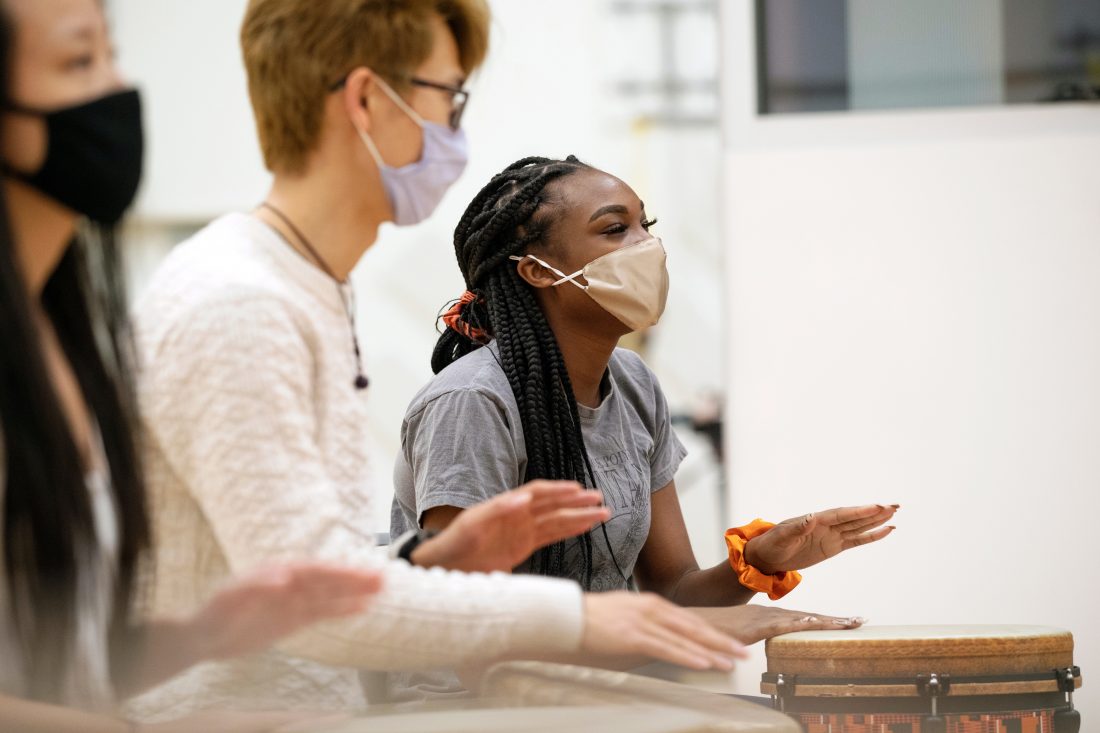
[125,213,584,720]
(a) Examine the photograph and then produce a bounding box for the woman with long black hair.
[0,1,385,730]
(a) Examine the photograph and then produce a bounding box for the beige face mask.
[510,236,669,332]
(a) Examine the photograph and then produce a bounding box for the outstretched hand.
[744,504,898,574]
[414,481,611,573]
[690,604,866,646]
[190,562,383,661]
[582,592,747,671]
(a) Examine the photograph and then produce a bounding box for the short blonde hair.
[242,0,490,173]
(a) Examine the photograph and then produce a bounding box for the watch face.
[388,529,418,561]
[399,529,433,562]
[391,528,439,563]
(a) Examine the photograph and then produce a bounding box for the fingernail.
[851,617,867,625]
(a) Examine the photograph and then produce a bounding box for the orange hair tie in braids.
[442,291,490,344]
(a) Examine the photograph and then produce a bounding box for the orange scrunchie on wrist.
[725,519,802,601]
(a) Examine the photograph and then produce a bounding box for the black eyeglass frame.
[328,75,470,131]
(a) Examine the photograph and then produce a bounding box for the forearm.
[410,536,508,572]
[0,694,132,733]
[639,482,757,608]
[275,559,584,670]
[408,532,514,574]
[111,619,207,700]
[668,563,756,607]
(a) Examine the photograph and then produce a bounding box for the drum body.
[761,625,1082,733]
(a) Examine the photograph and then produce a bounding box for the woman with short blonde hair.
[129,0,744,722]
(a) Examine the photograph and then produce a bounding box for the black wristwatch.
[389,529,439,564]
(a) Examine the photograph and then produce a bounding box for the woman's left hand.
[189,562,383,661]
[744,504,898,574]
[689,605,865,646]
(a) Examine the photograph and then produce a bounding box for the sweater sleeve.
[138,292,584,670]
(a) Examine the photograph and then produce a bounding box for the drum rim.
[765,624,1074,660]
[760,670,1082,698]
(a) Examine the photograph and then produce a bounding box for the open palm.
[745,504,898,574]
[419,481,611,573]
[192,562,383,661]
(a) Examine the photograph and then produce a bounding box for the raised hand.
[690,604,866,645]
[414,480,611,573]
[188,562,383,661]
[745,504,898,574]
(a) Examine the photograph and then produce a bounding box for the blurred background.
[112,0,1099,712]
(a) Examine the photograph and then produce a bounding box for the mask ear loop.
[355,75,428,171]
[356,127,387,170]
[508,254,588,290]
[374,76,428,127]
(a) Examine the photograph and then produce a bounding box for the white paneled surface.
[721,0,1100,714]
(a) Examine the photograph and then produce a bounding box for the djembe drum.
[761,626,1082,733]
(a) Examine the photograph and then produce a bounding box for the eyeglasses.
[409,78,469,131]
[328,75,470,131]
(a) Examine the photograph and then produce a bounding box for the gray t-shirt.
[390,342,687,592]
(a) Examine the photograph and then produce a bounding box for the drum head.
[765,624,1074,678]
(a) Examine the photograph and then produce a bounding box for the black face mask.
[3,88,144,225]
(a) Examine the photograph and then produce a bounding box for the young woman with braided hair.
[392,156,901,675]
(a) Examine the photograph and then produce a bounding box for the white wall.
[112,0,270,220]
[721,1,1100,715]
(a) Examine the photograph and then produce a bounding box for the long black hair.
[432,156,606,587]
[0,8,149,702]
